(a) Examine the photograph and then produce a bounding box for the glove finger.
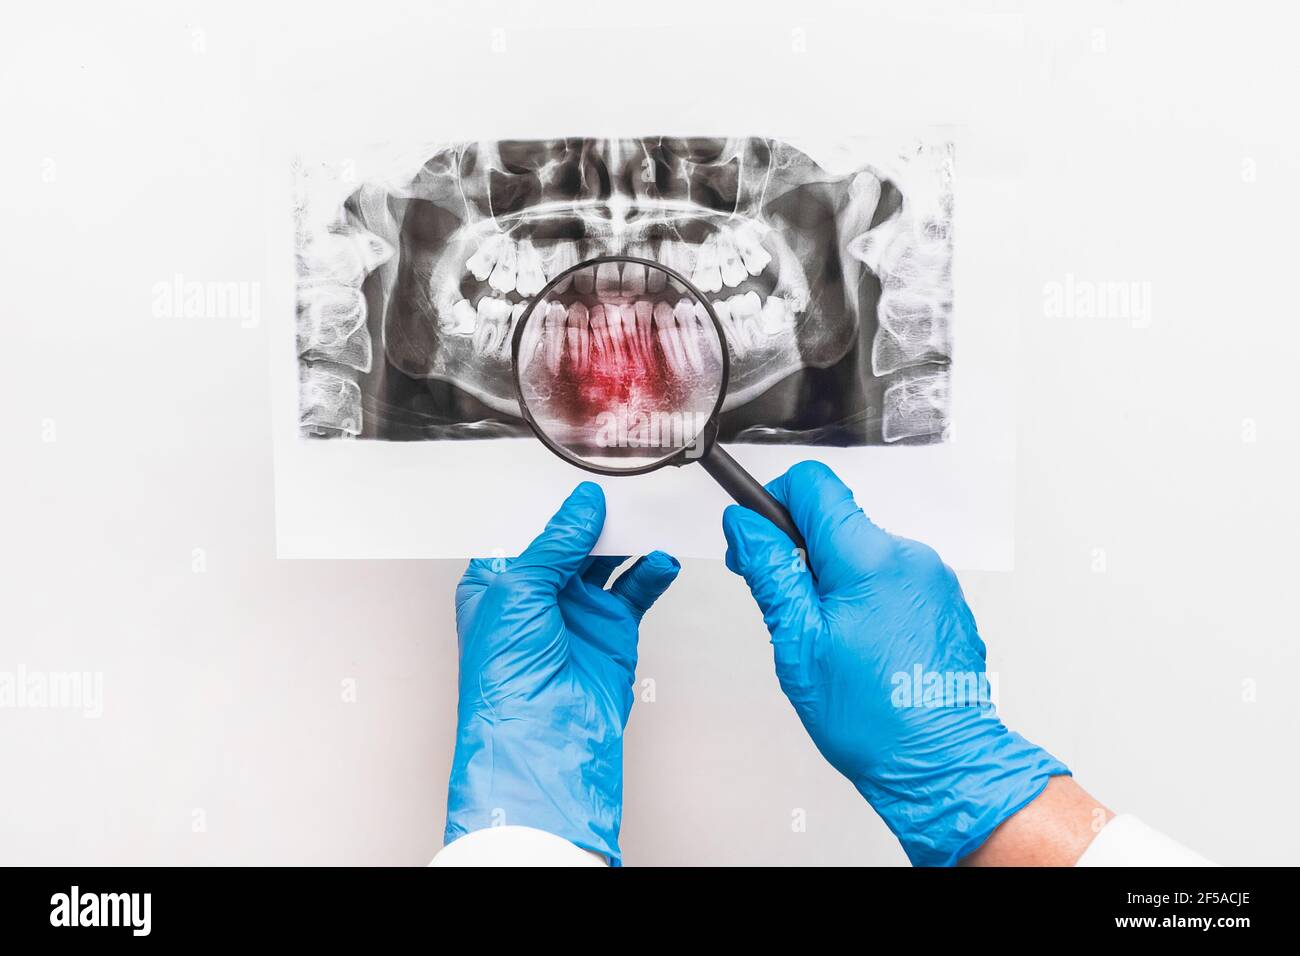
[456,557,510,609]
[765,460,895,590]
[458,558,499,590]
[582,555,628,588]
[512,482,606,593]
[609,551,681,619]
[723,505,823,695]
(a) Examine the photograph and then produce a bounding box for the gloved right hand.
[722,461,1069,866]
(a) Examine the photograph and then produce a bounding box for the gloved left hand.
[445,481,680,865]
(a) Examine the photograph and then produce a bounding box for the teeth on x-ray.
[487,237,518,294]
[710,298,744,359]
[512,283,792,377]
[657,239,697,279]
[722,290,767,351]
[465,234,502,282]
[731,222,772,276]
[566,303,590,374]
[674,299,706,371]
[543,303,567,374]
[595,261,621,296]
[644,254,667,293]
[442,223,791,347]
[692,302,725,362]
[449,299,477,334]
[716,230,748,287]
[515,239,546,297]
[542,242,578,289]
[622,261,647,296]
[472,297,512,356]
[691,235,724,293]
[297,137,955,443]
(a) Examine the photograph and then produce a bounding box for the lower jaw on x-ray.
[295,136,954,446]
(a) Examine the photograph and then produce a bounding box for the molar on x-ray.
[294,136,954,445]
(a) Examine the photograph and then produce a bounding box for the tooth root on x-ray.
[297,136,955,444]
[710,298,745,359]
[716,229,748,288]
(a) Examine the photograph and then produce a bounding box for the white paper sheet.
[269,137,1014,567]
[261,20,1019,570]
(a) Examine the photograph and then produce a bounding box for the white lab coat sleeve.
[1076,814,1215,866]
[430,826,608,867]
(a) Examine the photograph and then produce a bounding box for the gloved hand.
[445,481,679,865]
[723,461,1069,866]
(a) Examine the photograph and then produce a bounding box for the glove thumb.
[511,482,606,594]
[723,505,823,695]
[610,550,681,620]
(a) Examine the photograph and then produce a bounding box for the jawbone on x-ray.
[295,137,954,446]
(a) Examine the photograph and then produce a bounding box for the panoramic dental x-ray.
[296,136,954,448]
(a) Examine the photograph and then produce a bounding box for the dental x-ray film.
[295,137,954,447]
[275,130,1016,567]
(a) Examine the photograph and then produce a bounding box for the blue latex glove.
[723,461,1069,866]
[445,481,679,865]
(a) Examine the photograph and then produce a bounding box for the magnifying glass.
[510,254,805,553]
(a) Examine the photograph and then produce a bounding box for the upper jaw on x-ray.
[296,136,954,445]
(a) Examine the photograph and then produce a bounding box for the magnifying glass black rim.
[510,253,731,478]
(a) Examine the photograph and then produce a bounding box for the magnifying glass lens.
[515,261,725,471]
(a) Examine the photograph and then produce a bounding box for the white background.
[2,0,1296,865]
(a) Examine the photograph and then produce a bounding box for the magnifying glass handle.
[700,445,808,557]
